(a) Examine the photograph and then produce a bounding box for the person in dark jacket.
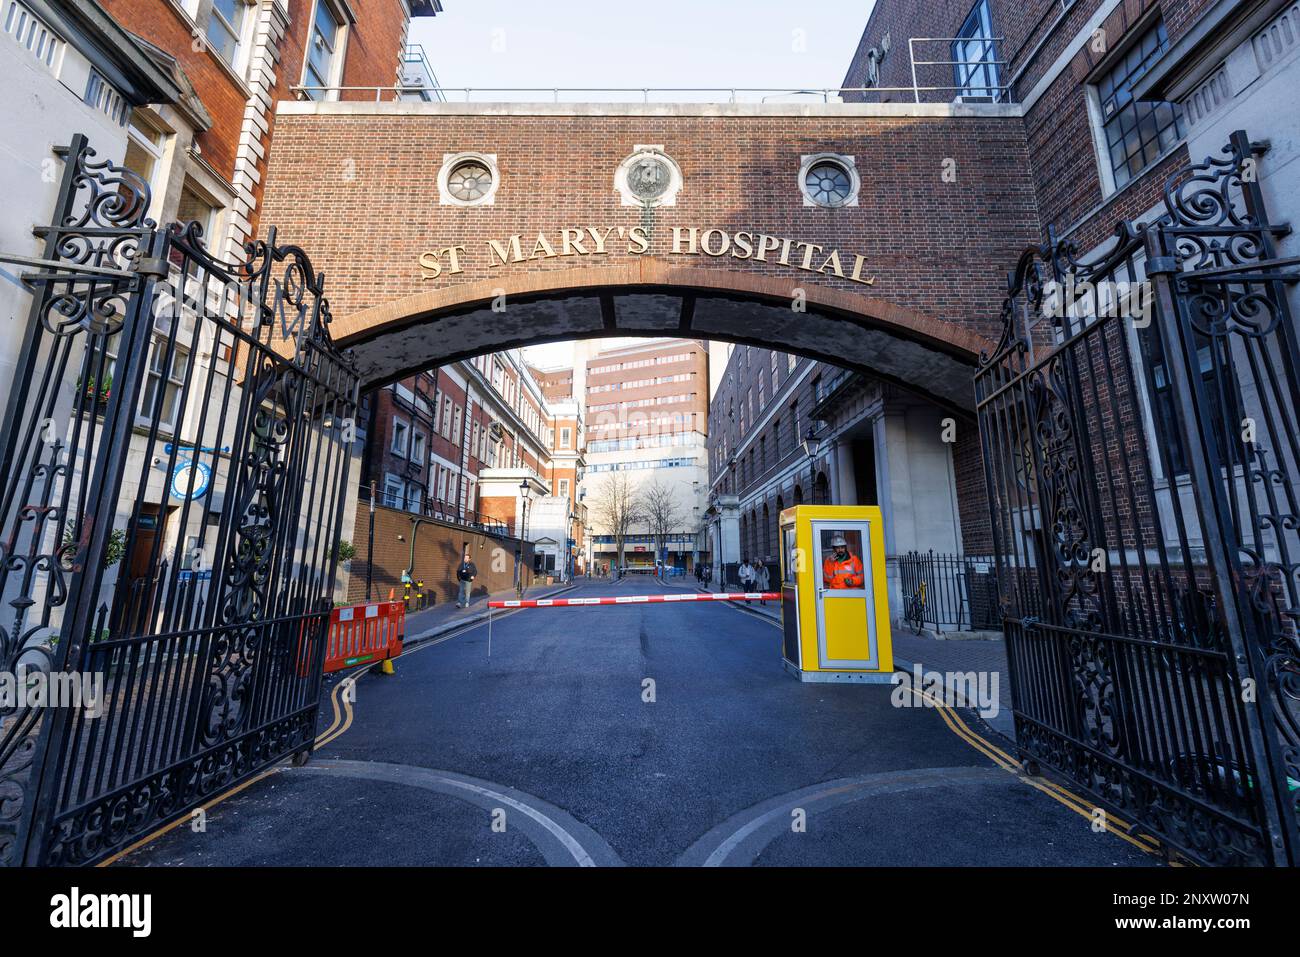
[456,547,477,609]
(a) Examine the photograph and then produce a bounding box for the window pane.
[1097,21,1182,188]
[123,138,155,186]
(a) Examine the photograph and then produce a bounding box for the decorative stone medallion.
[614,146,683,207]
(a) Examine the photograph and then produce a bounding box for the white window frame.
[798,153,861,208]
[383,473,404,509]
[124,110,167,200]
[391,417,409,456]
[301,0,350,102]
[206,0,256,75]
[175,177,224,246]
[437,151,501,207]
[140,337,191,434]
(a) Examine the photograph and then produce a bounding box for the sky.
[408,1,878,368]
[409,1,877,102]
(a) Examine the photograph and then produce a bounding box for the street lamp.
[802,425,823,505]
[517,478,532,597]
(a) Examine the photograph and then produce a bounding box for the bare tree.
[587,472,641,575]
[641,478,686,575]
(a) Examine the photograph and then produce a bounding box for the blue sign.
[170,459,211,500]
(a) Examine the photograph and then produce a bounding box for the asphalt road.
[118,579,1158,867]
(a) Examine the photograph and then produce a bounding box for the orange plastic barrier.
[322,600,405,673]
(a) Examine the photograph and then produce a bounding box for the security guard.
[822,534,864,589]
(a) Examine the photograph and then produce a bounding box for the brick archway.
[332,261,994,411]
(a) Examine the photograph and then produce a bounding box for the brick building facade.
[351,346,588,591]
[705,0,1300,623]
[582,338,710,572]
[843,0,1248,249]
[91,0,441,267]
[245,0,1298,628]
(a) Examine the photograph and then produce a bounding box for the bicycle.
[905,580,928,634]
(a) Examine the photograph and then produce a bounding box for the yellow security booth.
[778,505,893,682]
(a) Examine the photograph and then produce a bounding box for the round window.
[446,160,494,203]
[804,160,853,207]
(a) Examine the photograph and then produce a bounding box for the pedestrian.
[757,560,770,605]
[456,546,477,609]
[738,557,755,604]
[695,563,704,586]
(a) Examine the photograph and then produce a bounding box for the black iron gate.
[976,131,1299,866]
[0,135,358,866]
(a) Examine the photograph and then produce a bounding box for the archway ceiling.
[341,291,983,412]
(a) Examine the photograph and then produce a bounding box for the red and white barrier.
[489,592,780,609]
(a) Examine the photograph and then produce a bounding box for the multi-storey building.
[707,345,977,615]
[706,0,1300,623]
[529,364,574,404]
[91,0,442,267]
[1,0,444,610]
[582,338,710,572]
[356,348,587,580]
[845,0,1298,283]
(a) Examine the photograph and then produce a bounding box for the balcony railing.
[361,485,510,538]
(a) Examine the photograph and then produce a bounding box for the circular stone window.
[437,152,500,207]
[798,153,860,208]
[805,161,853,207]
[447,160,493,202]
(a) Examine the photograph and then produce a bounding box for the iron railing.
[290,83,1016,105]
[895,551,1001,632]
[359,484,509,537]
[975,131,1300,866]
[0,134,358,866]
[294,37,1011,105]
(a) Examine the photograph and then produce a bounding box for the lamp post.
[365,480,375,600]
[802,425,824,505]
[517,478,531,597]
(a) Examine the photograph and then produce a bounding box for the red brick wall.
[102,0,413,230]
[101,0,250,180]
[345,503,537,605]
[259,110,1041,342]
[845,0,1224,241]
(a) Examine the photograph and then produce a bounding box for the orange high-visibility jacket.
[822,553,864,588]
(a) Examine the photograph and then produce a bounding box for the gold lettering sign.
[418,226,875,286]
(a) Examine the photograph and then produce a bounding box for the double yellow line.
[729,604,1168,861]
[904,684,1166,859]
[100,609,520,866]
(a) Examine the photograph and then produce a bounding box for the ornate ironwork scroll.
[0,135,358,866]
[977,130,1300,866]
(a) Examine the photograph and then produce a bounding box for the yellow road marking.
[905,684,1163,857]
[102,609,519,866]
[721,600,1165,859]
[97,767,280,867]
